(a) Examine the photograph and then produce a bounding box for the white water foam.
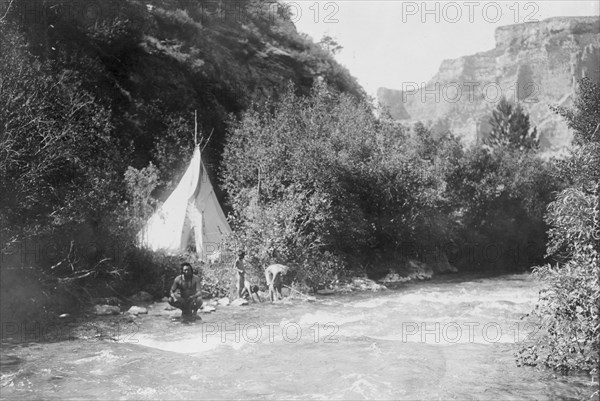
[70,349,121,365]
[349,297,393,308]
[296,311,365,327]
[135,333,246,354]
[342,373,396,399]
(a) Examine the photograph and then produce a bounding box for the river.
[1,273,597,400]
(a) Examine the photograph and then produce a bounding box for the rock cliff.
[377,17,600,151]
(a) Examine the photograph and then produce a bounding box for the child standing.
[235,250,246,299]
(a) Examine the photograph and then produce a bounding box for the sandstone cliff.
[377,17,600,151]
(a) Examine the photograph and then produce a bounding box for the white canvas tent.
[137,146,232,261]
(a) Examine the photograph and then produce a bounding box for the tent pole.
[201,128,214,151]
[194,110,198,147]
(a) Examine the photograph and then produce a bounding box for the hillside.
[5,0,364,182]
[377,17,600,151]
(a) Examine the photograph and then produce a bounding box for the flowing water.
[1,274,597,400]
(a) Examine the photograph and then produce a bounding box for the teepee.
[137,146,232,261]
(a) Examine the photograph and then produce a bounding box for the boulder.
[408,260,433,280]
[230,298,248,307]
[201,305,217,313]
[127,306,148,315]
[93,305,120,315]
[206,299,219,307]
[381,272,411,284]
[218,297,230,306]
[124,315,136,323]
[425,253,458,274]
[129,291,153,304]
[349,277,387,291]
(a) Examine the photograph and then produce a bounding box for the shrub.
[517,187,599,375]
[516,78,600,376]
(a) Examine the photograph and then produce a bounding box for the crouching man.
[169,263,203,320]
[264,264,290,302]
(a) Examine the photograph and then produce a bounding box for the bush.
[517,187,599,375]
[516,78,600,376]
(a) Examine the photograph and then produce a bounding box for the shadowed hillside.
[4,0,364,181]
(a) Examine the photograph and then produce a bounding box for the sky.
[287,1,600,96]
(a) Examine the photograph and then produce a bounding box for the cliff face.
[378,17,600,150]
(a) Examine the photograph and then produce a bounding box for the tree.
[318,35,343,55]
[484,97,539,151]
[550,78,600,187]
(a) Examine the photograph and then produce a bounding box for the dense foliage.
[221,83,558,287]
[0,24,123,273]
[224,84,448,287]
[517,78,599,375]
[448,145,559,270]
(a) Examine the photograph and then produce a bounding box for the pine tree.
[484,97,539,151]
